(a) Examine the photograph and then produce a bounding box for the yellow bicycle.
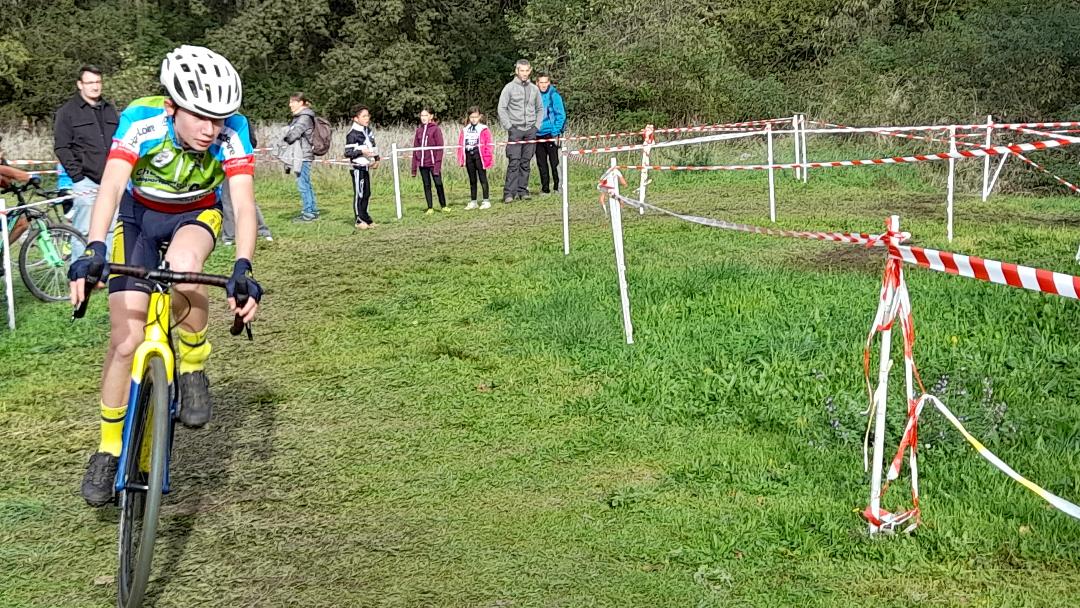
[74,263,250,608]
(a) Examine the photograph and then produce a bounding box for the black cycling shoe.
[81,452,118,507]
[178,371,213,429]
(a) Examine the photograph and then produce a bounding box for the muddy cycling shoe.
[81,452,118,507]
[178,371,213,429]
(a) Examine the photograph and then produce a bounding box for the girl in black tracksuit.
[343,105,380,228]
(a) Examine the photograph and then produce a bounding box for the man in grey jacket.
[497,59,544,203]
[283,92,319,221]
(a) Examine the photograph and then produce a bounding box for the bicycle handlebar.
[73,263,252,339]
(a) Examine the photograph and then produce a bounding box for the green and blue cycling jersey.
[108,96,255,213]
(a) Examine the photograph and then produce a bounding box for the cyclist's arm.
[86,158,131,243]
[0,164,31,183]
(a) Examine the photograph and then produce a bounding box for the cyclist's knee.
[109,331,143,360]
[164,249,205,274]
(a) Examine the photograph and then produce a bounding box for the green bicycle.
[2,177,86,301]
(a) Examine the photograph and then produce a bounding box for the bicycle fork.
[114,290,178,496]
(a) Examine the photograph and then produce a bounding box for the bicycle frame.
[114,288,178,495]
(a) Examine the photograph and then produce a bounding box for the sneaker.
[262,235,274,242]
[465,201,478,210]
[81,452,118,507]
[222,239,234,246]
[292,213,317,223]
[355,221,370,230]
[540,190,552,196]
[178,371,212,429]
[441,206,451,213]
[520,192,532,201]
[479,200,491,210]
[503,196,514,204]
[425,208,435,215]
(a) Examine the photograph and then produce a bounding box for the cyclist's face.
[167,103,225,151]
[77,72,103,103]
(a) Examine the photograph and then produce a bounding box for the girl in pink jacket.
[411,108,448,213]
[457,107,495,210]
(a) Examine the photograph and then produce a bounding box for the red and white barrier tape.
[596,174,1080,528]
[813,120,1080,195]
[888,242,1080,299]
[0,189,89,214]
[863,226,1080,530]
[5,159,58,166]
[613,132,1080,172]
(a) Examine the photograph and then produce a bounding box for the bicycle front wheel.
[18,222,86,302]
[117,355,170,608]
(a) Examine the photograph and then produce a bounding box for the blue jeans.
[296,161,318,216]
[68,177,116,260]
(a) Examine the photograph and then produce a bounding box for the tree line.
[1,0,1077,129]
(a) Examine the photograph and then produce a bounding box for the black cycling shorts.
[109,192,222,294]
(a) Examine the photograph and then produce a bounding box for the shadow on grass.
[144,377,278,604]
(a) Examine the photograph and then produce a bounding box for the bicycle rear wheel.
[117,355,170,608]
[18,222,86,302]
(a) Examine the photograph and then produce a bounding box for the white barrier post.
[800,114,809,183]
[987,152,1009,197]
[391,143,403,220]
[608,157,634,344]
[1,198,15,330]
[868,214,900,534]
[792,115,802,180]
[637,124,654,215]
[981,115,993,201]
[946,126,957,242]
[767,123,777,222]
[561,146,570,255]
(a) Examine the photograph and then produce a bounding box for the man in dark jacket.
[53,65,118,258]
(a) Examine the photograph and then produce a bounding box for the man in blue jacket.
[534,74,565,195]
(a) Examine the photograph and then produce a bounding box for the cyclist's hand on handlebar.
[68,241,108,308]
[226,258,262,323]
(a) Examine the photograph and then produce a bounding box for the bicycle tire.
[117,355,170,608]
[18,222,87,302]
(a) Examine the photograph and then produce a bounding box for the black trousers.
[465,150,489,200]
[503,126,537,198]
[419,167,446,208]
[351,167,373,224]
[535,139,560,193]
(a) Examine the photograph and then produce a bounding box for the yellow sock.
[178,325,212,374]
[99,402,127,457]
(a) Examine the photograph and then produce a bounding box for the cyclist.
[68,46,263,507]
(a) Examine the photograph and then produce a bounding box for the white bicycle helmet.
[160,45,242,119]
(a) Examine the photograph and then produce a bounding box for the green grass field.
[2,157,1080,607]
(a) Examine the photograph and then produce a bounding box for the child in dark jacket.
[343,104,380,228]
[410,109,448,214]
